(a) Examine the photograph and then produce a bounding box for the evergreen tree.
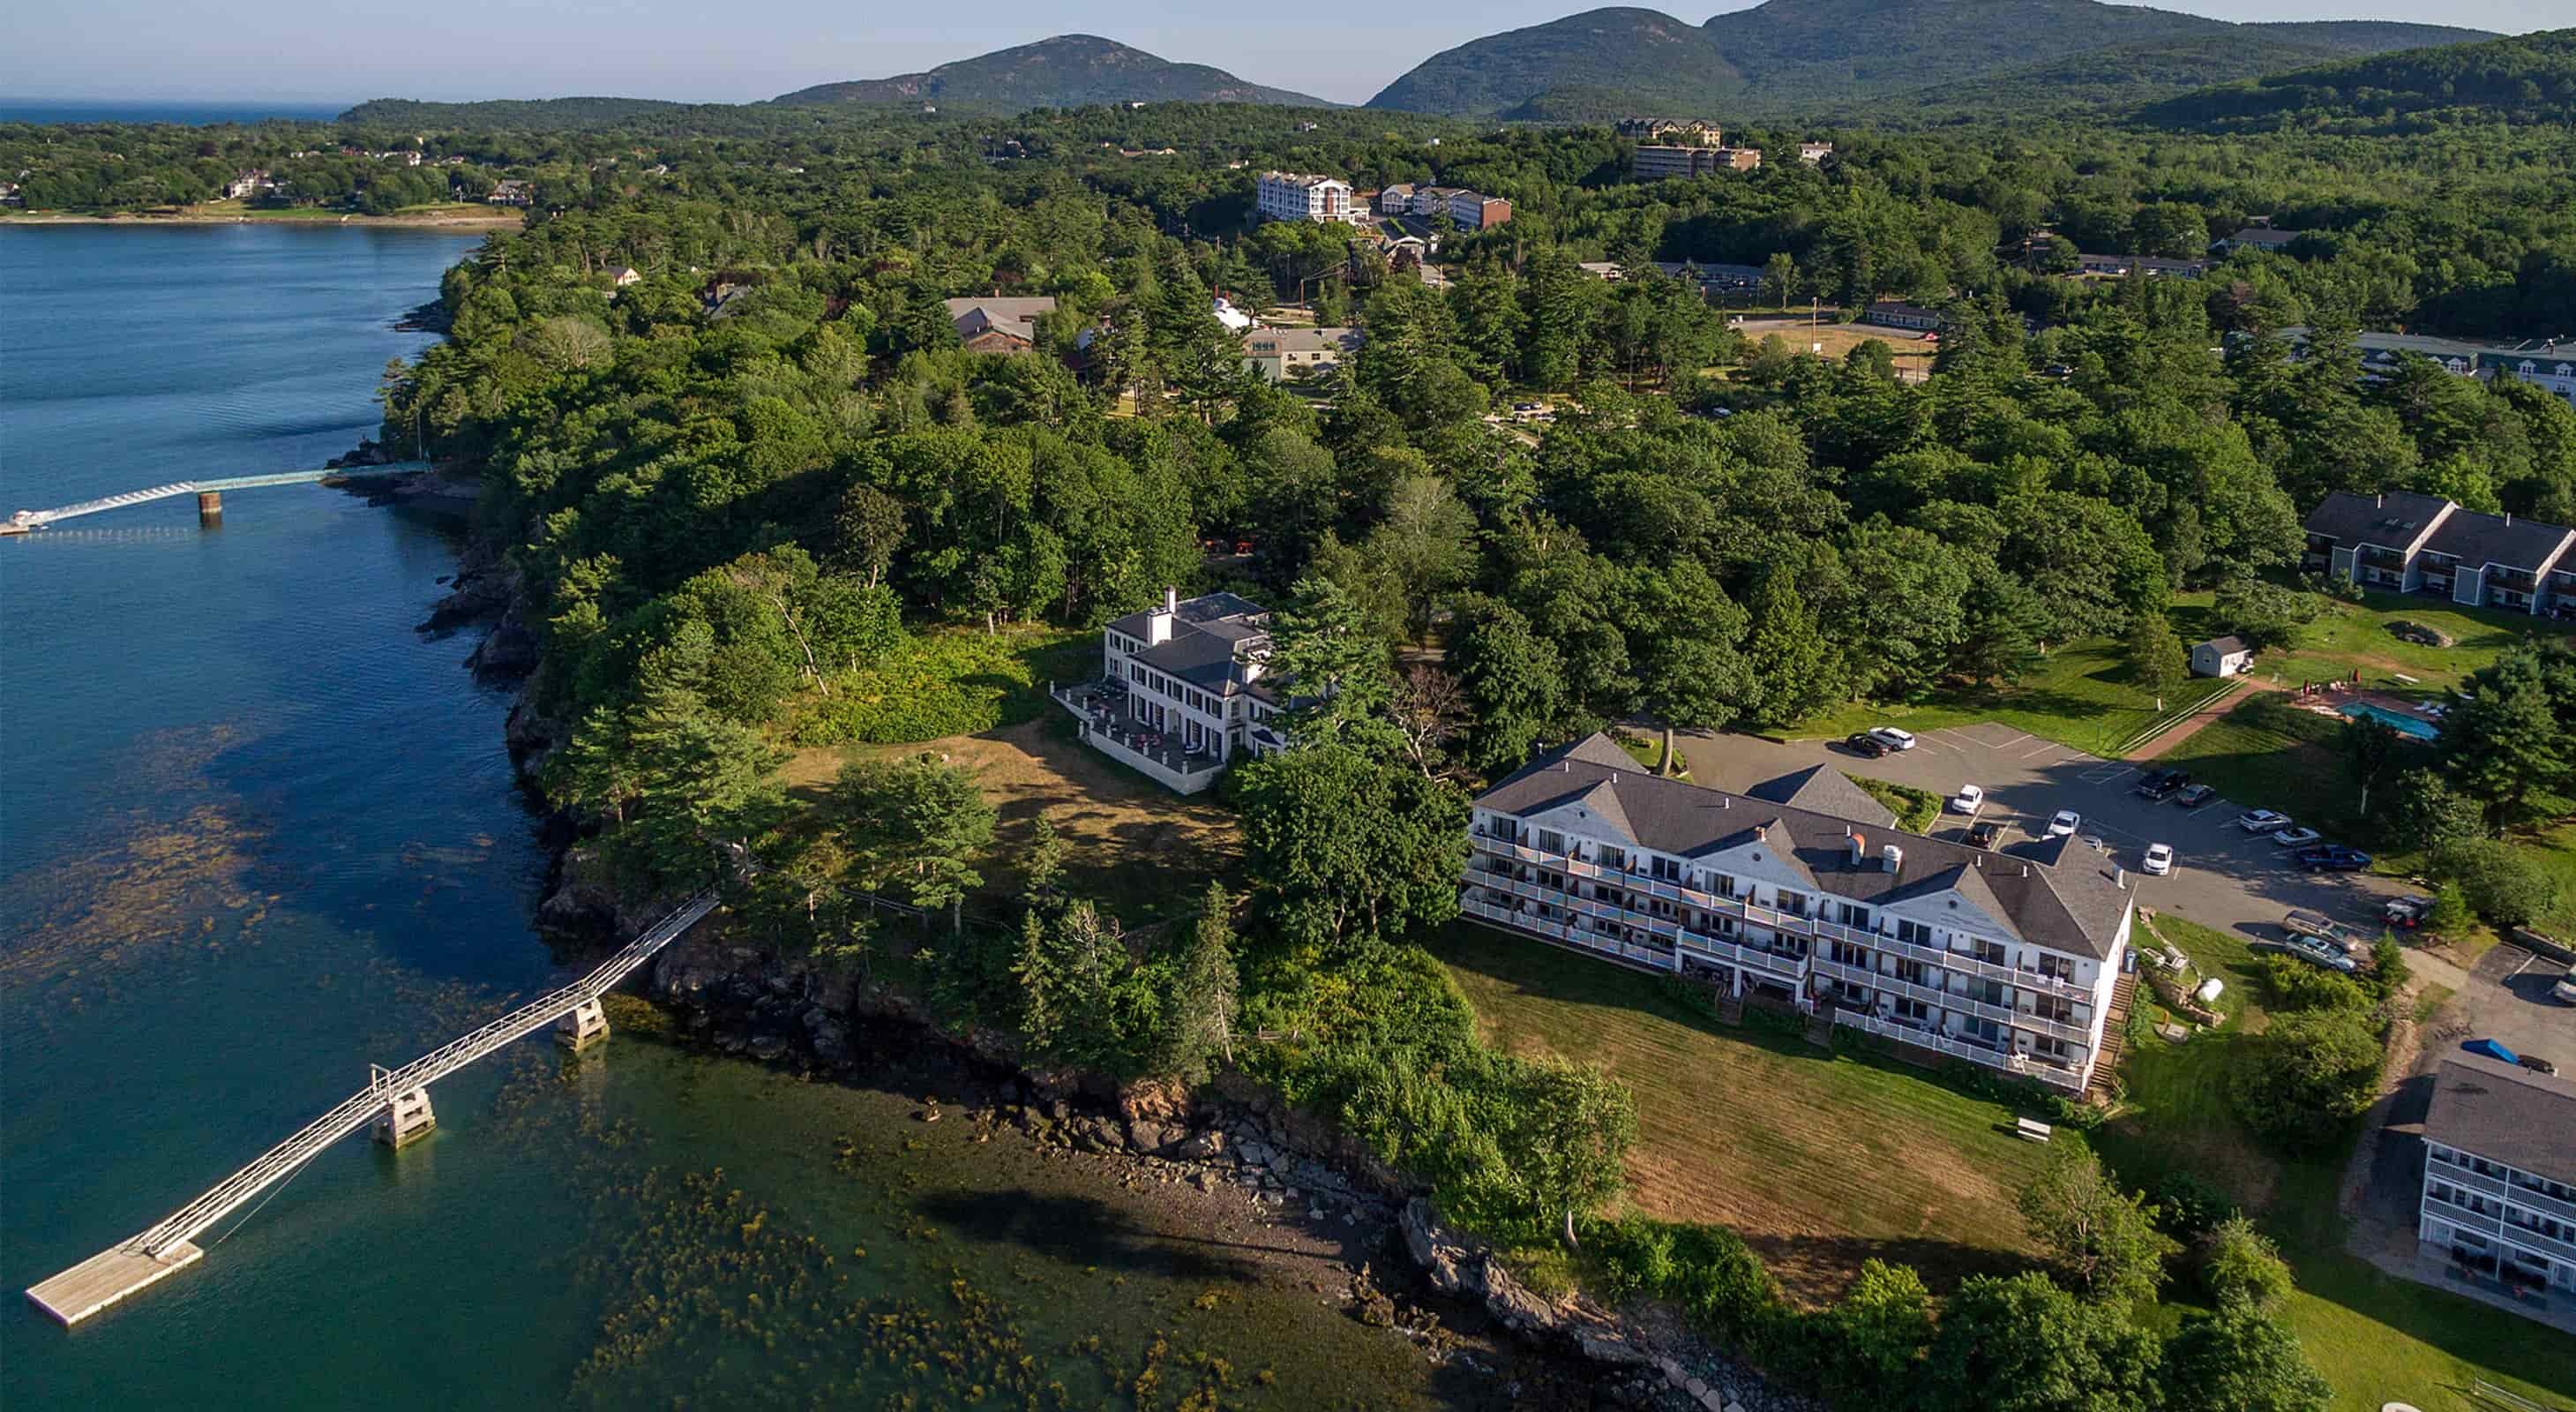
[2124,612,2189,702]
[1164,882,1239,1080]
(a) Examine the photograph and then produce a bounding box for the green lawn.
[2100,915,2576,1411]
[1850,775,1941,832]
[1432,922,2060,1304]
[1796,638,2238,759]
[2169,587,2566,697]
[2151,692,2370,831]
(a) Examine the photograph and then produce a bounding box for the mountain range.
[1362,0,2493,117]
[766,34,1329,110]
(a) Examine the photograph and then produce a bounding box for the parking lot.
[1677,722,2413,948]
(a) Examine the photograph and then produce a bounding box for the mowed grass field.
[1432,922,2057,1304]
[2100,915,2576,1412]
[2168,585,2568,696]
[1795,637,2239,758]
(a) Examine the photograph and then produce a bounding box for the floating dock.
[26,1243,205,1326]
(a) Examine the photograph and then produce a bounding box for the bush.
[1581,1213,1788,1350]
[2435,837,2561,930]
[1937,1060,2106,1130]
[2261,956,2371,1012]
[2361,935,2411,1003]
[2228,1007,2385,1153]
[2149,1170,2242,1239]
[787,627,1087,745]
[2199,1217,2294,1311]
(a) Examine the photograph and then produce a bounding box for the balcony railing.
[1470,834,2096,998]
[1834,1009,2086,1092]
[1678,926,1807,980]
[2423,1194,2576,1266]
[1810,958,2092,1043]
[2429,1155,2576,1226]
[1460,896,1680,973]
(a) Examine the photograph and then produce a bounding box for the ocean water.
[0,101,348,125]
[0,224,1490,1408]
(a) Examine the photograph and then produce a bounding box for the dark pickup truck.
[2133,769,2190,802]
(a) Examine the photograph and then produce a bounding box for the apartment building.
[2301,491,2576,620]
[1050,589,1289,793]
[1242,326,1362,382]
[1463,735,2136,1093]
[1863,300,1947,333]
[1618,118,1723,146]
[2273,327,2576,410]
[1256,170,1354,224]
[1634,146,1763,180]
[1446,190,1513,231]
[1798,142,1835,165]
[2419,1053,2576,1303]
[2073,252,2210,280]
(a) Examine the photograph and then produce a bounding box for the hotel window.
[1535,829,1567,856]
[1891,998,1931,1024]
[1896,920,1934,947]
[2032,1036,2072,1062]
[1893,959,1929,988]
[2035,954,2075,982]
[1968,938,2008,966]
[1836,903,1868,928]
[1599,846,1629,871]
[1651,856,1682,882]
[1777,891,1808,917]
[1827,940,1869,968]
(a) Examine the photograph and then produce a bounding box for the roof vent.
[1848,830,1867,864]
[1881,844,1902,874]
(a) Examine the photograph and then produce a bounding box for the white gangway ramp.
[26,890,718,1327]
[9,462,428,530]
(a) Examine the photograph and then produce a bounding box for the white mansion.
[1052,589,1291,794]
[1464,735,2138,1093]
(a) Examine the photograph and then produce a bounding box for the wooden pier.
[26,1243,205,1327]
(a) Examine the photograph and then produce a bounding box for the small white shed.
[2190,635,2254,678]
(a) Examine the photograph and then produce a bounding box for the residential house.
[223,169,273,199]
[2418,1054,2576,1303]
[1463,734,2137,1093]
[943,297,1059,355]
[1652,259,1766,292]
[1242,326,1361,382]
[607,267,642,288]
[2190,636,2254,678]
[1634,146,1761,180]
[486,179,533,207]
[1578,261,1627,281]
[2276,328,2576,410]
[1051,589,1290,794]
[1409,186,1466,219]
[1798,142,1835,165]
[1378,184,1415,215]
[1256,170,1354,224]
[2300,491,2576,618]
[1862,300,1946,333]
[0,182,20,207]
[2219,224,2308,252]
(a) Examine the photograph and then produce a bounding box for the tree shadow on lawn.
[911,1188,1276,1285]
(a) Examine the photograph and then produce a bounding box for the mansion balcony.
[1052,680,1226,795]
[1468,833,2092,1000]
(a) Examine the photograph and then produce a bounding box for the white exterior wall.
[2420,1140,2576,1292]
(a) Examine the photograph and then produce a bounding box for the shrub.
[2228,1007,2385,1153]
[788,627,1087,745]
[2261,956,2370,1012]
[2149,1170,2242,1239]
[2435,837,2560,930]
[2199,1217,2294,1311]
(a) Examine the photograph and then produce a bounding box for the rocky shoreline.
[391,452,1812,1412]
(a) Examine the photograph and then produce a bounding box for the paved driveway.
[1676,723,2412,949]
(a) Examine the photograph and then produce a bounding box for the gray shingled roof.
[1744,764,1898,830]
[1107,592,1272,696]
[2422,507,2576,574]
[1476,734,2134,958]
[2426,1054,2576,1183]
[2301,490,2454,548]
[2197,636,2250,656]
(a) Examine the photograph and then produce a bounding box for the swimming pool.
[2339,701,2441,740]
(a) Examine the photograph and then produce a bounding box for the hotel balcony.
[2423,1193,2576,1266]
[1809,958,2093,1044]
[1459,895,1681,973]
[1052,681,1226,794]
[1467,833,2094,999]
[2429,1153,2576,1226]
[1832,1008,2088,1093]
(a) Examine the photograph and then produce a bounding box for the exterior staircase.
[1803,997,1837,1048]
[2087,971,2139,1100]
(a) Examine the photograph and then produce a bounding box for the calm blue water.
[0,101,347,125]
[2337,700,2442,740]
[0,225,1472,1409]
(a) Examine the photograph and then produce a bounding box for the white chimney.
[1881,844,1902,874]
[1146,587,1178,646]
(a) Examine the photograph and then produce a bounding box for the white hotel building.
[2418,1053,2576,1308]
[1464,735,2137,1093]
[1051,589,1291,794]
[1255,171,1356,225]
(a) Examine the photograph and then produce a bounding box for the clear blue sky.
[4,0,2560,107]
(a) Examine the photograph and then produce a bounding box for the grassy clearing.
[2150,692,2365,828]
[2168,587,2567,696]
[1796,638,2235,758]
[2101,914,2576,1410]
[1431,922,2057,1305]
[784,624,1091,747]
[1848,775,1940,832]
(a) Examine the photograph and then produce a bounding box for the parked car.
[2046,809,2082,837]
[2142,843,2175,876]
[1950,784,1984,814]
[2552,965,2576,1004]
[1966,821,2003,851]
[2295,845,2372,873]
[2383,896,2432,929]
[2172,783,2216,807]
[2280,934,2358,973]
[2134,770,2190,801]
[2272,827,2324,849]
[2520,1055,2561,1077]
[2235,809,2294,832]
[2283,909,2366,955]
[1843,732,1890,759]
[1868,726,1918,752]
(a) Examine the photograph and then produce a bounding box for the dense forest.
[2141,26,2576,132]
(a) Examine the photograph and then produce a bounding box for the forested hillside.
[1366,0,2489,116]
[2143,26,2576,132]
[766,34,1329,109]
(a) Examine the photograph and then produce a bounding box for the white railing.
[1677,926,1806,980]
[1833,1009,2088,1093]
[1460,897,1680,973]
[126,891,715,1257]
[1808,958,2092,1043]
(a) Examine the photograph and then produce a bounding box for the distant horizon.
[4,2,2564,109]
